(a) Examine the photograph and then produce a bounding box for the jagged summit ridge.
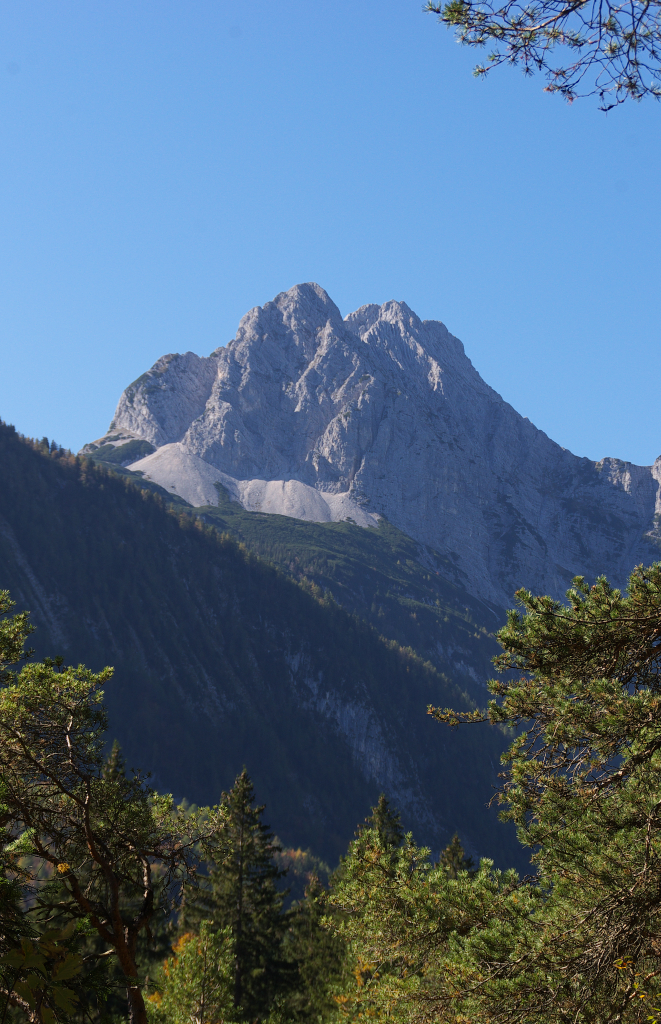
[82,283,661,607]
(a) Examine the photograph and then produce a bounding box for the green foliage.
[275,876,348,1024]
[424,0,661,107]
[316,567,661,1022]
[480,566,661,1019]
[0,928,87,1024]
[187,770,291,1021]
[361,794,404,853]
[0,595,221,1024]
[437,833,476,879]
[328,800,528,1024]
[146,923,235,1024]
[166,777,348,1024]
[0,593,340,1023]
[0,591,33,685]
[424,564,661,1021]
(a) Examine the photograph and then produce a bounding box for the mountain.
[7,283,653,873]
[0,424,517,868]
[82,283,661,610]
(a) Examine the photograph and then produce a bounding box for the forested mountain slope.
[194,487,504,707]
[0,423,518,867]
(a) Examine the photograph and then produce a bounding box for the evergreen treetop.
[438,833,476,879]
[192,769,291,1021]
[362,793,404,852]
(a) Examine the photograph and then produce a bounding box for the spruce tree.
[277,876,348,1022]
[363,793,404,851]
[102,738,127,782]
[438,833,476,878]
[199,769,290,1021]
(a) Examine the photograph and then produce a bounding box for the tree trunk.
[126,979,149,1024]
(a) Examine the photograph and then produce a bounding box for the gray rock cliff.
[82,283,661,607]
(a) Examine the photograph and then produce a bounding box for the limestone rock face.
[82,282,661,607]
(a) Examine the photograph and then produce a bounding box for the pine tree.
[146,922,234,1024]
[427,564,661,1022]
[197,769,291,1021]
[0,591,208,1024]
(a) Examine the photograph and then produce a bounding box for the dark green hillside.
[0,423,520,868]
[196,488,504,705]
[87,448,505,707]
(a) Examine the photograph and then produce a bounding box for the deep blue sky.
[1,0,659,463]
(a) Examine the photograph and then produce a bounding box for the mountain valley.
[3,282,659,874]
[0,423,515,868]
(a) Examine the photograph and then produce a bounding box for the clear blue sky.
[1,0,659,464]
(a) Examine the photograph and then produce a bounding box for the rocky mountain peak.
[228,283,348,386]
[82,283,661,608]
[272,280,344,329]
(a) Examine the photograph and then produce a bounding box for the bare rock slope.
[82,283,661,607]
